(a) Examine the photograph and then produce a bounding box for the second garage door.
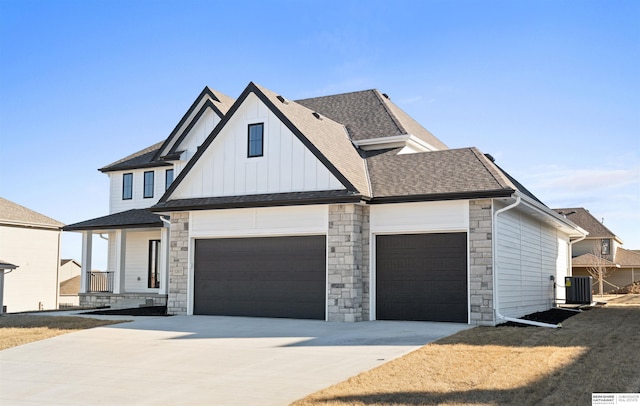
[376,233,468,322]
[193,235,326,319]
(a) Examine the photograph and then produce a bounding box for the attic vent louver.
[382,93,390,99]
[312,112,322,120]
[276,95,288,104]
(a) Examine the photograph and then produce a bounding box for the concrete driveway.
[0,314,470,405]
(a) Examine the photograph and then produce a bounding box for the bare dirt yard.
[0,314,127,350]
[293,305,640,406]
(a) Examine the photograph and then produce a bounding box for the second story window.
[122,173,133,200]
[248,123,264,158]
[143,171,154,198]
[165,169,174,191]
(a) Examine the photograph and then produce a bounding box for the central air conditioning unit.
[565,276,593,305]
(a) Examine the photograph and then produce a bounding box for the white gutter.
[160,216,171,226]
[492,195,560,328]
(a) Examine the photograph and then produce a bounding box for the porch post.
[113,230,126,294]
[159,226,169,295]
[80,231,93,293]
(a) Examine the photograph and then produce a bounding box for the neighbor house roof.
[615,248,640,267]
[572,253,619,267]
[296,89,448,150]
[60,275,81,295]
[61,259,81,267]
[63,209,164,231]
[0,197,64,229]
[553,208,618,239]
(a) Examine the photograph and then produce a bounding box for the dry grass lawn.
[293,306,640,406]
[0,314,127,351]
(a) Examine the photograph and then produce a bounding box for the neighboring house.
[59,259,82,307]
[554,208,640,293]
[0,197,64,312]
[64,82,585,325]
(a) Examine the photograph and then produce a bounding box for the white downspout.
[493,195,560,328]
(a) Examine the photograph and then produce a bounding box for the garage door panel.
[194,236,326,320]
[376,233,467,322]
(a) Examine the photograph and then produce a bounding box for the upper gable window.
[143,171,154,198]
[122,173,133,200]
[248,123,264,158]
[165,169,174,191]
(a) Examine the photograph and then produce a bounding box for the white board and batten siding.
[495,206,570,318]
[108,167,172,214]
[171,93,345,200]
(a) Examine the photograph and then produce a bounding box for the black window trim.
[148,239,161,289]
[122,173,133,200]
[247,122,264,158]
[165,168,174,191]
[143,171,154,199]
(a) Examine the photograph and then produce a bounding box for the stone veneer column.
[469,199,495,325]
[167,212,189,315]
[327,204,370,322]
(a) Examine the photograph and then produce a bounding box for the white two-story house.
[65,82,585,325]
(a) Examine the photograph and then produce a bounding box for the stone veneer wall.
[80,293,167,308]
[327,204,370,322]
[469,199,495,325]
[168,212,189,315]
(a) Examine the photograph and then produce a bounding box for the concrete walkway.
[0,315,470,406]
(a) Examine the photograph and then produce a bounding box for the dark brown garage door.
[194,235,326,319]
[376,233,467,322]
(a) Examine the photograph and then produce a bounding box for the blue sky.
[1,0,638,269]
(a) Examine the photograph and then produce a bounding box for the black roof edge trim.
[160,151,184,161]
[63,222,164,232]
[167,99,221,155]
[152,86,225,161]
[99,161,173,173]
[368,189,516,204]
[151,195,365,212]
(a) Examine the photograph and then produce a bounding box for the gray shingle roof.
[0,260,18,270]
[365,147,517,200]
[63,209,163,231]
[0,197,64,229]
[99,141,168,172]
[615,248,640,267]
[296,89,448,149]
[553,208,616,238]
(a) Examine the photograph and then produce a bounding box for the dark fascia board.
[152,87,225,161]
[63,222,163,232]
[368,189,516,204]
[159,151,185,161]
[159,82,357,204]
[167,99,217,155]
[100,161,172,173]
[152,194,365,213]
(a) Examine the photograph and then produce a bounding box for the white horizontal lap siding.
[109,168,170,214]
[497,209,562,318]
[172,93,344,200]
[123,230,161,292]
[370,201,469,234]
[0,226,60,312]
[190,205,329,238]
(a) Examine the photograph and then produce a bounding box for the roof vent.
[484,153,495,162]
[312,112,323,120]
[276,95,288,104]
[382,93,390,99]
